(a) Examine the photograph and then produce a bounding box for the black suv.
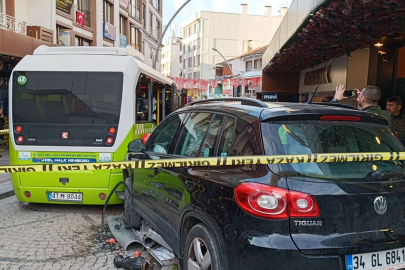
[124,98,405,270]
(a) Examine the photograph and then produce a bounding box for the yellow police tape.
[1,152,405,174]
[0,129,9,135]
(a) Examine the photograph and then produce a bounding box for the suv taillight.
[235,183,320,220]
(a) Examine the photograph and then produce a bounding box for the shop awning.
[241,70,262,79]
[263,0,405,73]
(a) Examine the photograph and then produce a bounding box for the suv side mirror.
[128,139,144,152]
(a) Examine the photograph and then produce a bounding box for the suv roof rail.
[187,98,268,108]
[312,102,359,110]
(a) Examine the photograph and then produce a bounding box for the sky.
[162,0,292,42]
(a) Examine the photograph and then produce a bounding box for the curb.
[0,190,15,200]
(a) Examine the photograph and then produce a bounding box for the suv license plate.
[48,192,83,203]
[346,247,405,270]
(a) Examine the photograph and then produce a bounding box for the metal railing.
[0,13,29,35]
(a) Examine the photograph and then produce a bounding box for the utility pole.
[153,0,192,70]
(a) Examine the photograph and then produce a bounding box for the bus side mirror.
[128,140,144,152]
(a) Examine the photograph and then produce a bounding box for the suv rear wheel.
[123,177,141,229]
[184,224,222,270]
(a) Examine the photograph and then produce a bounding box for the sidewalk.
[0,149,12,200]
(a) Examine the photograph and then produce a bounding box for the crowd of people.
[330,84,405,144]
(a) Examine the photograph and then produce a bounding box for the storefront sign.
[120,0,129,8]
[262,92,278,102]
[58,29,72,46]
[76,10,85,26]
[185,79,195,89]
[56,0,74,14]
[103,21,117,41]
[304,65,331,86]
[208,79,218,89]
[240,79,248,87]
[120,34,127,47]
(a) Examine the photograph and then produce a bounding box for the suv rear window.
[261,121,405,181]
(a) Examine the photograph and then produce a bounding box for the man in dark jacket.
[332,84,391,126]
[386,96,405,144]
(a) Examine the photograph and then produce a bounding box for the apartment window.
[129,0,140,20]
[193,72,200,80]
[130,25,140,50]
[183,45,187,53]
[194,55,200,66]
[188,57,193,68]
[151,48,156,61]
[197,38,201,49]
[142,4,146,27]
[193,24,197,34]
[0,0,4,14]
[188,27,191,37]
[149,12,153,33]
[76,0,90,27]
[246,61,253,71]
[120,16,126,35]
[57,25,72,46]
[103,1,113,23]
[183,29,187,38]
[143,41,146,55]
[188,42,192,52]
[254,59,262,69]
[75,36,90,46]
[179,56,182,64]
[197,21,201,32]
[179,44,182,51]
[183,59,187,69]
[156,19,161,38]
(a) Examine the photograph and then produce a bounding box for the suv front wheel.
[184,224,222,270]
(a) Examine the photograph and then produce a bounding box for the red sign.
[234,80,240,88]
[185,79,195,89]
[240,79,248,87]
[200,80,208,90]
[208,79,218,89]
[176,78,185,89]
[62,132,69,139]
[76,11,85,26]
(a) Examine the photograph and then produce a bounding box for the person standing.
[386,96,405,143]
[332,84,391,126]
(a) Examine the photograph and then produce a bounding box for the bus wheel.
[124,177,141,229]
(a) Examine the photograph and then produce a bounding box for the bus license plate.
[48,192,83,203]
[346,247,405,270]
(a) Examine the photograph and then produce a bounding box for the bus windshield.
[12,71,123,125]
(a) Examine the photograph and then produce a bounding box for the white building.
[179,4,286,80]
[161,36,182,77]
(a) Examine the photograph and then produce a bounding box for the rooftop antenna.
[306,59,332,104]
[169,23,178,37]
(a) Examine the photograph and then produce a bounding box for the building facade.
[179,4,285,81]
[161,36,182,77]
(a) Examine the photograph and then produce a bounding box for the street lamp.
[153,0,192,70]
[212,48,234,78]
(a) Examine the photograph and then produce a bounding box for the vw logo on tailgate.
[374,196,387,215]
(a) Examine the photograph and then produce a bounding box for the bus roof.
[32,45,174,86]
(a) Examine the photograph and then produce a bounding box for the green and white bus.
[9,45,176,204]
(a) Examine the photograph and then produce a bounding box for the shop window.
[246,61,252,71]
[130,25,140,50]
[76,0,90,27]
[103,1,113,23]
[129,0,140,20]
[75,36,90,46]
[57,25,73,46]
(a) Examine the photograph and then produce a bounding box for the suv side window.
[217,117,236,157]
[199,115,224,157]
[174,113,213,157]
[145,113,183,154]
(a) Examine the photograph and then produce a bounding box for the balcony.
[0,13,53,43]
[0,13,28,35]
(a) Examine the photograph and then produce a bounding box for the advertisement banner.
[234,80,240,88]
[200,80,208,91]
[119,34,127,47]
[76,10,85,26]
[56,0,73,14]
[176,78,185,89]
[103,21,117,41]
[230,79,237,87]
[58,29,72,46]
[209,79,218,89]
[240,78,248,87]
[185,79,195,89]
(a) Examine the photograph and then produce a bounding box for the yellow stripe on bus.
[1,152,405,173]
